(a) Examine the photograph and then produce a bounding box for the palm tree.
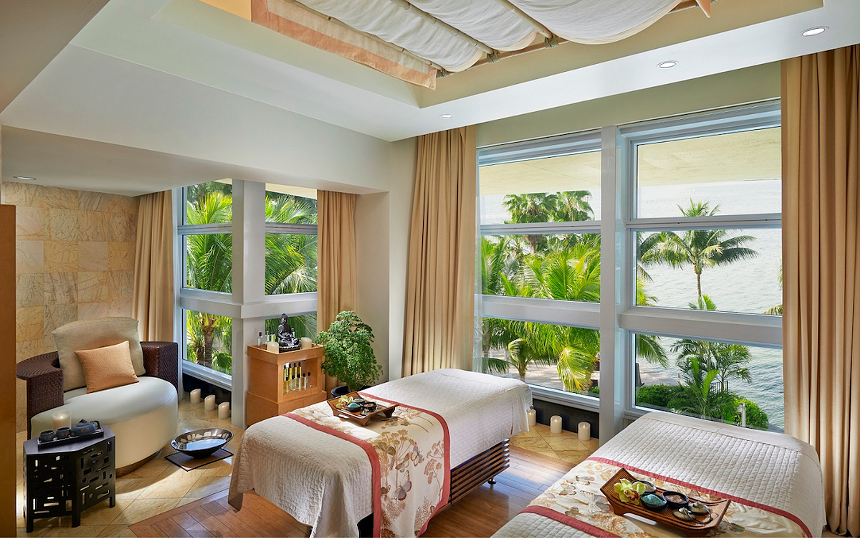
[672,296,752,393]
[264,193,319,295]
[675,357,731,418]
[506,337,556,382]
[764,266,783,315]
[552,190,594,222]
[186,192,233,368]
[503,193,556,253]
[640,200,758,300]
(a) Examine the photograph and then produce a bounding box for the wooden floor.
[129,446,574,537]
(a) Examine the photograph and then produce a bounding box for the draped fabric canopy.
[782,45,860,536]
[252,0,691,87]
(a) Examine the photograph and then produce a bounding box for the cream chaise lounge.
[16,318,179,473]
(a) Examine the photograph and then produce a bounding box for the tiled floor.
[510,422,599,465]
[15,397,245,537]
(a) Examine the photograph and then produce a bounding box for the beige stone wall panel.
[9,183,139,432]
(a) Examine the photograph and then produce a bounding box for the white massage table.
[494,412,826,537]
[229,369,531,537]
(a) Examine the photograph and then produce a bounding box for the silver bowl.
[171,428,233,458]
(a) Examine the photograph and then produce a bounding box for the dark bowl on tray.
[662,490,689,509]
[171,428,233,458]
[641,493,668,511]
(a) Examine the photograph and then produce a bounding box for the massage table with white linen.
[229,369,531,537]
[494,412,826,537]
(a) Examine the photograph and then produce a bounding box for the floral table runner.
[287,393,450,537]
[522,457,810,537]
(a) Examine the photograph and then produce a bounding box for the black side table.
[23,425,116,532]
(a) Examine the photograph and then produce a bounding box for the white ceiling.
[1,0,859,196]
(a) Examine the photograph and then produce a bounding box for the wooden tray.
[600,468,730,537]
[326,392,396,426]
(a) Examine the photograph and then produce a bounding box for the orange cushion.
[75,341,140,393]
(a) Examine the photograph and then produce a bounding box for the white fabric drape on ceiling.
[294,0,682,71]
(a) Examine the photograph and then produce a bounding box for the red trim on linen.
[360,392,452,537]
[284,413,383,537]
[521,506,618,537]
[586,457,812,538]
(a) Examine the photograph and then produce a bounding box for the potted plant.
[316,311,382,397]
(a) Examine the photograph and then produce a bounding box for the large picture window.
[477,133,601,403]
[177,180,319,386]
[476,103,784,431]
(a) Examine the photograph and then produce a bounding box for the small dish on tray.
[600,468,730,537]
[326,392,396,426]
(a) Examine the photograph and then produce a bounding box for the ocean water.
[479,179,785,428]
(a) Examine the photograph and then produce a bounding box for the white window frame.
[174,180,319,427]
[476,130,603,410]
[475,101,784,441]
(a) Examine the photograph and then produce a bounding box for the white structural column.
[231,180,266,428]
[598,126,627,443]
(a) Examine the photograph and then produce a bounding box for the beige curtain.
[133,191,174,341]
[402,126,477,376]
[317,190,358,391]
[782,45,859,536]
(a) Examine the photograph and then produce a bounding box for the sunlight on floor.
[16,397,245,537]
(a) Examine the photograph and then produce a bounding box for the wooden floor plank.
[132,447,579,538]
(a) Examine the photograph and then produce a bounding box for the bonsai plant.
[316,311,382,395]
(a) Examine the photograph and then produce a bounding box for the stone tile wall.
[0,181,139,432]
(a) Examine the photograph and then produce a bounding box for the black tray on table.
[37,429,105,449]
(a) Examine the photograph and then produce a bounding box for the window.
[185,310,233,376]
[481,318,600,397]
[634,334,783,429]
[265,186,318,296]
[177,180,319,389]
[475,102,784,433]
[623,103,783,431]
[476,132,601,403]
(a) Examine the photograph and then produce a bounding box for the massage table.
[229,369,531,537]
[494,412,826,537]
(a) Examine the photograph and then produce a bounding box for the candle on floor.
[218,402,231,419]
[527,408,537,427]
[51,410,70,430]
[190,388,201,404]
[578,421,591,442]
[550,415,563,434]
[300,337,312,350]
[204,395,216,411]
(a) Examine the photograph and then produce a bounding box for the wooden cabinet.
[245,345,327,426]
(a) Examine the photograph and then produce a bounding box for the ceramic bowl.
[346,402,363,412]
[641,492,667,511]
[171,428,233,458]
[662,490,689,509]
[634,480,657,494]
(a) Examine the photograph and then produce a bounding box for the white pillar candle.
[550,415,563,434]
[204,395,216,411]
[190,388,201,404]
[578,421,591,442]
[51,410,71,430]
[527,408,537,427]
[266,340,280,353]
[300,337,312,350]
[218,402,231,419]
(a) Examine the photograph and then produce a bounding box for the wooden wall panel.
[0,204,17,537]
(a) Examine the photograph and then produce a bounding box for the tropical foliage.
[316,311,382,391]
[638,200,757,300]
[184,183,319,376]
[482,194,771,429]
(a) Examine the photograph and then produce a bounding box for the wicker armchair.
[16,341,178,437]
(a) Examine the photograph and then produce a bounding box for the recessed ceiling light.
[13,176,36,181]
[657,60,678,69]
[802,26,827,37]
[440,113,453,119]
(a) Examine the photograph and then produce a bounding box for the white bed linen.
[495,412,826,537]
[229,369,531,537]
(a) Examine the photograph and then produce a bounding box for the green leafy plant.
[316,311,382,391]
